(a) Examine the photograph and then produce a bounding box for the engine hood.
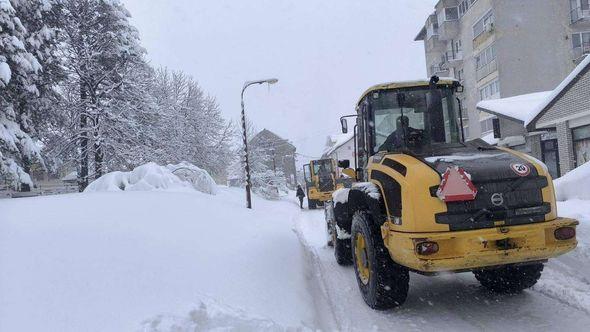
[423,148,540,181]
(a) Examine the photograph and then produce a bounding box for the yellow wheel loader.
[303,159,352,209]
[325,76,578,309]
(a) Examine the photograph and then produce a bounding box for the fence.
[0,181,78,199]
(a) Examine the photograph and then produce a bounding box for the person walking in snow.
[296,185,306,209]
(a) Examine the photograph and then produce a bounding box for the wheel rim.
[355,233,370,285]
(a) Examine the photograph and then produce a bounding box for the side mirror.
[455,85,464,93]
[340,118,348,134]
[338,160,350,169]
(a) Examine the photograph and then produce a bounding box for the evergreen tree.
[0,0,44,190]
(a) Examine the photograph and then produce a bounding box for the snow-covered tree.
[149,68,234,180]
[57,0,147,190]
[0,0,45,190]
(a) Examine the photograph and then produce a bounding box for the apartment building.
[415,0,590,140]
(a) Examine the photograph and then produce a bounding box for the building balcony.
[573,44,590,62]
[571,7,590,23]
[438,20,460,41]
[430,64,450,77]
[426,35,447,52]
[476,59,498,81]
[445,50,463,64]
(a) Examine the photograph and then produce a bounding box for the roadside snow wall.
[85,162,217,195]
[555,162,590,201]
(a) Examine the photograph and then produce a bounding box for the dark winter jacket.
[296,187,305,198]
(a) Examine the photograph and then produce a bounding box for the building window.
[573,124,590,167]
[479,79,501,101]
[475,43,497,80]
[480,116,496,134]
[571,0,590,22]
[476,43,496,69]
[572,31,590,59]
[473,10,495,39]
[459,0,470,17]
[445,7,459,21]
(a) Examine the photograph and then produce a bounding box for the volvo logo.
[491,193,504,206]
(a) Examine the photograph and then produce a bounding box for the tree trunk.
[94,115,103,179]
[21,156,32,192]
[79,85,89,192]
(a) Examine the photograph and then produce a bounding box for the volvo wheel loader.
[325,76,578,309]
[303,159,352,209]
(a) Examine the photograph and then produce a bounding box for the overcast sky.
[123,0,437,160]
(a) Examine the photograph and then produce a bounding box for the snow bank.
[85,162,217,195]
[84,162,192,193]
[0,187,316,331]
[140,299,287,332]
[554,162,590,201]
[167,162,218,195]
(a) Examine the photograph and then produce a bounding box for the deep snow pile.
[0,187,316,332]
[167,162,218,195]
[84,162,217,195]
[554,161,590,201]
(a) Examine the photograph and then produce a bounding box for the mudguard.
[334,185,387,238]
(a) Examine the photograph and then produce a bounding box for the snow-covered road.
[293,199,590,331]
[1,187,589,331]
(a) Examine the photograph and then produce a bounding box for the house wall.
[249,130,298,188]
[536,66,590,128]
[327,139,357,170]
[499,117,527,138]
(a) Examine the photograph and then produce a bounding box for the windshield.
[312,160,333,176]
[370,87,461,153]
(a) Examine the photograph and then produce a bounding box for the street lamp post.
[241,78,279,209]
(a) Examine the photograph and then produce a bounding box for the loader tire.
[308,199,317,210]
[473,263,544,294]
[351,211,409,309]
[334,237,352,265]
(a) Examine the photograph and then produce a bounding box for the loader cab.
[347,77,464,180]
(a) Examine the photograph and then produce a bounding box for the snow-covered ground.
[0,187,320,331]
[2,184,590,331]
[295,200,590,331]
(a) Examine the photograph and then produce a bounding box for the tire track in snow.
[293,207,590,331]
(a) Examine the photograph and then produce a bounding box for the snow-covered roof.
[528,55,590,128]
[477,55,590,128]
[323,132,354,157]
[476,91,552,125]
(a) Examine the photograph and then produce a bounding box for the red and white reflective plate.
[436,166,478,202]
